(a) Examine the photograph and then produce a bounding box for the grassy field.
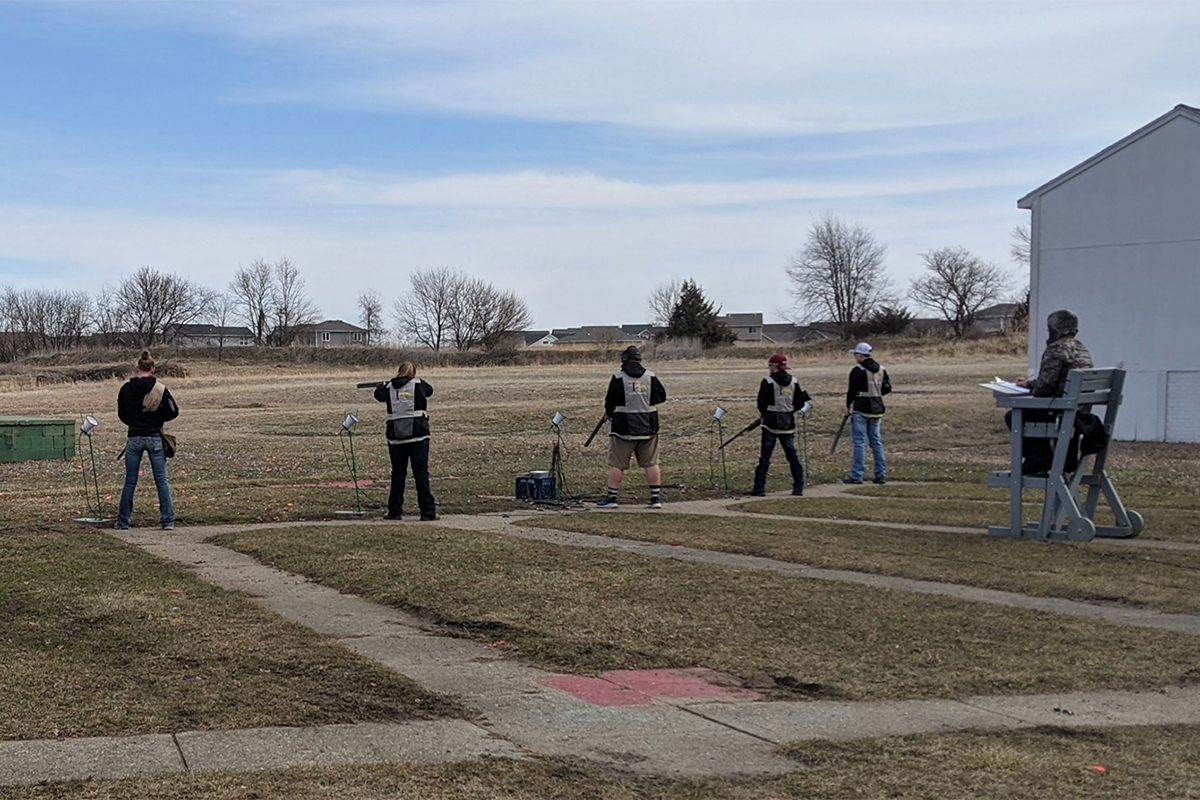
[521,511,1200,613]
[0,530,459,740]
[4,345,1200,796]
[215,523,1200,702]
[6,724,1200,799]
[3,343,1193,533]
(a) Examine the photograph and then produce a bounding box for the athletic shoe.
[748,490,767,497]
[791,489,804,496]
[647,499,662,509]
[419,514,439,521]
[842,478,863,485]
[385,513,403,520]
[873,477,887,485]
[161,523,175,531]
[595,497,619,509]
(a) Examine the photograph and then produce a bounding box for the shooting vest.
[609,369,658,440]
[763,378,798,435]
[854,364,887,418]
[386,378,430,444]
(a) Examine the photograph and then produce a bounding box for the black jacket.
[845,358,891,415]
[757,371,811,433]
[604,361,666,437]
[117,376,179,437]
[374,377,434,441]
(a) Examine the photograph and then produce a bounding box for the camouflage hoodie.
[1030,309,1093,397]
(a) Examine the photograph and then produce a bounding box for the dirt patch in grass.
[216,525,1200,702]
[524,511,1200,615]
[0,531,460,740]
[8,724,1200,799]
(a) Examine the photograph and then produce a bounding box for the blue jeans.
[117,435,175,528]
[387,438,436,518]
[753,429,804,494]
[849,412,886,482]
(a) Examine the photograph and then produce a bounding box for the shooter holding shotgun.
[749,353,810,496]
[594,346,667,509]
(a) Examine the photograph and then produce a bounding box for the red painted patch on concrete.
[603,668,763,701]
[536,675,652,707]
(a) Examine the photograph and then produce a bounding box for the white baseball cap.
[850,342,873,355]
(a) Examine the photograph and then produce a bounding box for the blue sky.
[2,1,1198,329]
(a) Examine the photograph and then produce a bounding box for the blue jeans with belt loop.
[849,412,886,482]
[116,435,175,529]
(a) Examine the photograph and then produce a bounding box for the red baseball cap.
[768,353,789,370]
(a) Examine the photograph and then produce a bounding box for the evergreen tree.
[665,280,736,349]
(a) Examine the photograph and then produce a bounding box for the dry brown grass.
[216,524,1200,702]
[8,724,1200,799]
[0,531,459,740]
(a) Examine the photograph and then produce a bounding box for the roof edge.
[1017,104,1200,209]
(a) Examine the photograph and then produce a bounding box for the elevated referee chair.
[988,368,1143,542]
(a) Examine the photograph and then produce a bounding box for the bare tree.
[357,289,386,345]
[646,278,682,327]
[114,266,217,347]
[1010,224,1031,267]
[909,246,1010,338]
[393,266,532,352]
[787,213,893,338]
[268,258,320,346]
[229,259,275,345]
[393,266,461,351]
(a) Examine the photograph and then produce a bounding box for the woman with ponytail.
[115,350,179,530]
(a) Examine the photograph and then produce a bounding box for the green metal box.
[0,416,76,463]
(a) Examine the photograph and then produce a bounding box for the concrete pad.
[537,675,653,707]
[342,634,503,670]
[383,660,549,700]
[178,720,515,773]
[964,685,1200,727]
[0,734,182,786]
[254,593,425,638]
[689,698,1020,743]
[476,693,790,775]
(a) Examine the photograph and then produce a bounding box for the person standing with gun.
[843,342,891,485]
[374,362,438,521]
[750,353,811,497]
[595,346,667,509]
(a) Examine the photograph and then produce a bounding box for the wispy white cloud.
[115,1,1200,137]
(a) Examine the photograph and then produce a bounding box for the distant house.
[1018,103,1200,441]
[522,330,557,347]
[974,303,1021,333]
[720,313,764,343]
[295,320,369,347]
[167,324,255,347]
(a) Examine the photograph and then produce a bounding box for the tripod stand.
[549,414,568,503]
[710,407,731,492]
[73,415,112,524]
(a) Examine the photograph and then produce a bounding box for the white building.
[1018,104,1200,442]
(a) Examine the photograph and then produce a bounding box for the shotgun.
[583,415,608,447]
[719,417,762,449]
[829,413,850,454]
[356,381,386,389]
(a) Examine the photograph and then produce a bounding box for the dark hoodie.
[604,359,667,436]
[117,375,179,437]
[846,357,891,414]
[757,370,811,432]
[1030,309,1092,397]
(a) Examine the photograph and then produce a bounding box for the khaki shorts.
[608,436,659,469]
